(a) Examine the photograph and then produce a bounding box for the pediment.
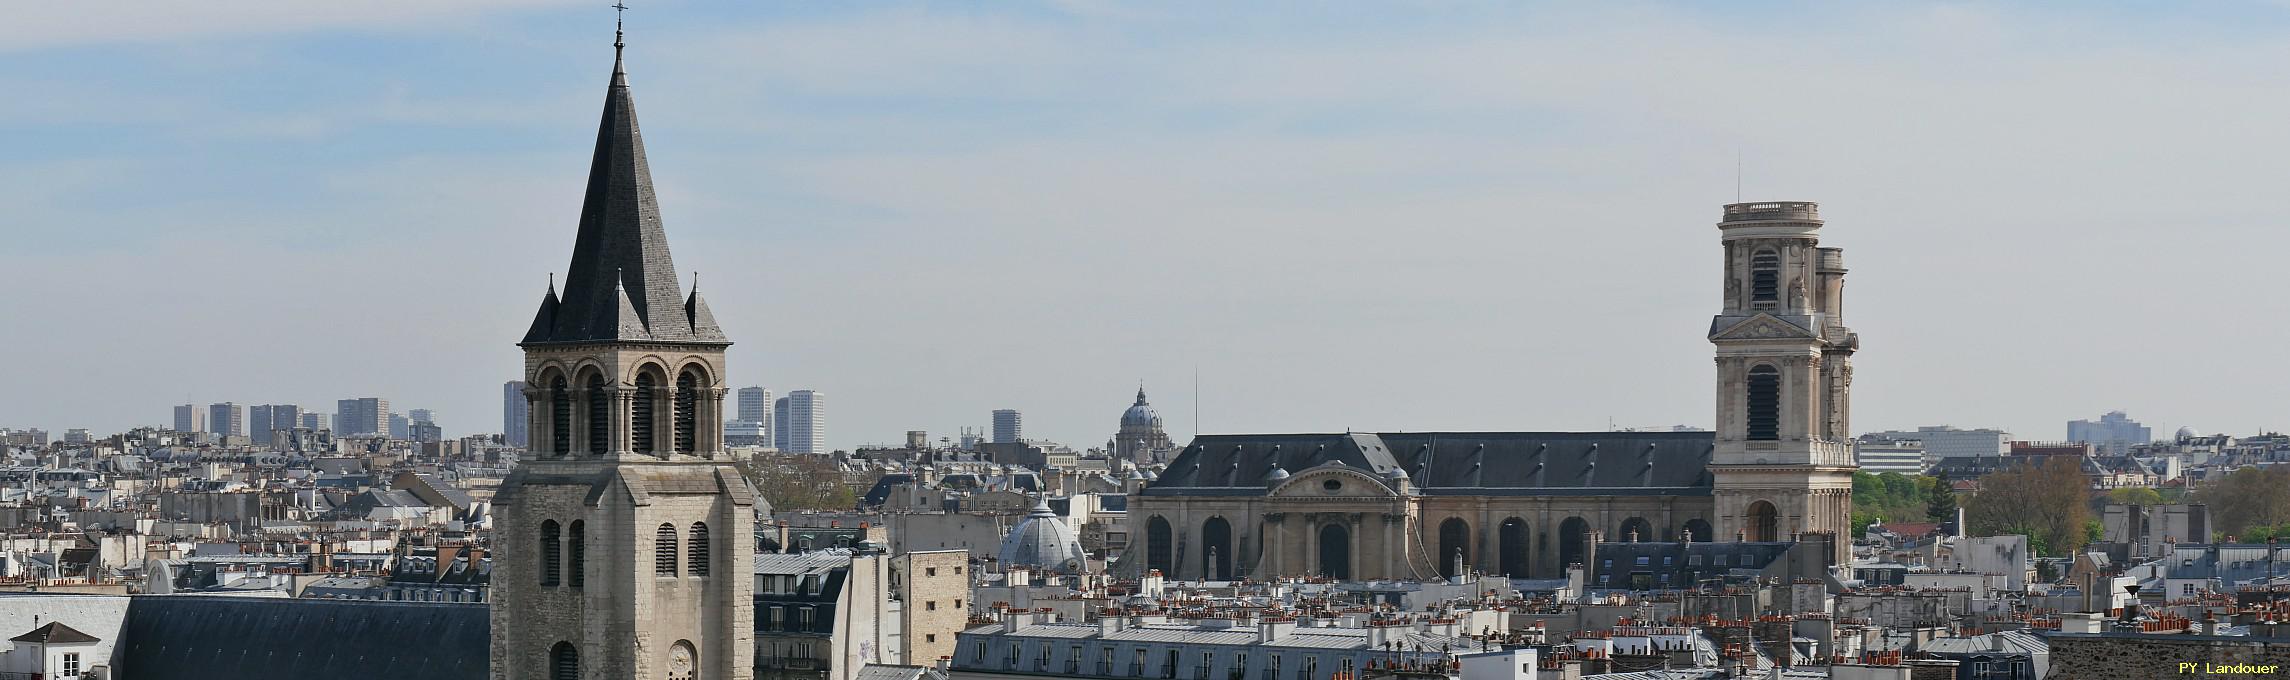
[1269,464,1398,499]
[1709,314,1818,341]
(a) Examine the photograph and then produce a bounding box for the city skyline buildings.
[14,5,2290,450]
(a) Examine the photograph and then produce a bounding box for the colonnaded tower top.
[493,16,758,680]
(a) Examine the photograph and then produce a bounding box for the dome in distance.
[1122,387,1161,428]
[2177,426,2202,438]
[998,497,1088,573]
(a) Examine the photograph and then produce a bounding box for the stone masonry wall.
[2046,634,2290,680]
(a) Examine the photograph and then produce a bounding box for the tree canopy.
[739,454,859,511]
[1851,471,1955,535]
[1963,457,2093,557]
[2192,466,2290,539]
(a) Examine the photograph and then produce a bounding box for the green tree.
[1964,457,2094,556]
[2192,467,2290,538]
[2106,487,2165,506]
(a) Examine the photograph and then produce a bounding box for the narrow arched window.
[549,377,571,458]
[632,372,657,455]
[1750,249,1780,308]
[567,520,586,588]
[688,522,711,576]
[550,642,579,680]
[1747,365,1780,441]
[586,375,609,455]
[540,520,562,586]
[656,523,679,576]
[674,369,700,454]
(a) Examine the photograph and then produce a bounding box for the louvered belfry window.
[632,373,657,454]
[586,375,609,455]
[1750,249,1780,308]
[540,520,562,586]
[674,370,700,454]
[688,522,711,576]
[567,520,586,588]
[1747,365,1780,441]
[655,523,679,576]
[549,377,571,457]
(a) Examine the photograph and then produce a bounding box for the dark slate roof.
[522,41,726,346]
[118,596,486,680]
[1591,541,1796,590]
[1142,432,1715,496]
[10,621,98,644]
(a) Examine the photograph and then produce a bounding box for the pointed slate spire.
[607,270,652,340]
[521,275,561,344]
[686,273,725,341]
[527,29,723,346]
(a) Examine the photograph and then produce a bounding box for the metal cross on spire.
[613,2,629,45]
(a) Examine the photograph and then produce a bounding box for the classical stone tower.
[1707,201,1857,564]
[492,28,756,680]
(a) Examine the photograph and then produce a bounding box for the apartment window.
[1100,648,1115,675]
[1007,643,1021,669]
[1037,644,1052,672]
[1197,651,1213,680]
[976,643,989,664]
[1299,656,1316,680]
[1635,556,1650,566]
[1339,659,1353,677]
[1132,648,1147,676]
[798,607,815,629]
[1689,555,1702,566]
[1234,652,1249,680]
[1164,649,1180,679]
[62,652,80,677]
[1265,655,1281,680]
[802,575,820,595]
[1068,645,1083,674]
[769,606,784,631]
[1715,555,1729,567]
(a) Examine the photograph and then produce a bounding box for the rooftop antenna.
[1193,365,1200,438]
[1735,149,1742,203]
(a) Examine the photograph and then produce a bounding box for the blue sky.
[10,1,2290,448]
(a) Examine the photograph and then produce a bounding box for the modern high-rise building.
[62,429,91,446]
[784,390,825,454]
[208,402,243,438]
[773,397,790,450]
[389,414,411,439]
[2068,410,2152,456]
[726,386,770,447]
[336,397,390,436]
[1854,437,1927,474]
[300,412,329,431]
[409,409,435,425]
[737,386,769,422]
[172,404,205,433]
[991,409,1022,444]
[248,404,302,443]
[494,32,754,679]
[1862,426,2010,460]
[503,380,532,448]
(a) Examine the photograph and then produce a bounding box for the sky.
[8,1,2290,450]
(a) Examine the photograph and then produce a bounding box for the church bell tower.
[1707,201,1857,564]
[492,26,756,680]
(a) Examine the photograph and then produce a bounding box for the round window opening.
[1322,479,1342,492]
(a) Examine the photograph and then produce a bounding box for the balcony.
[1721,202,1819,223]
